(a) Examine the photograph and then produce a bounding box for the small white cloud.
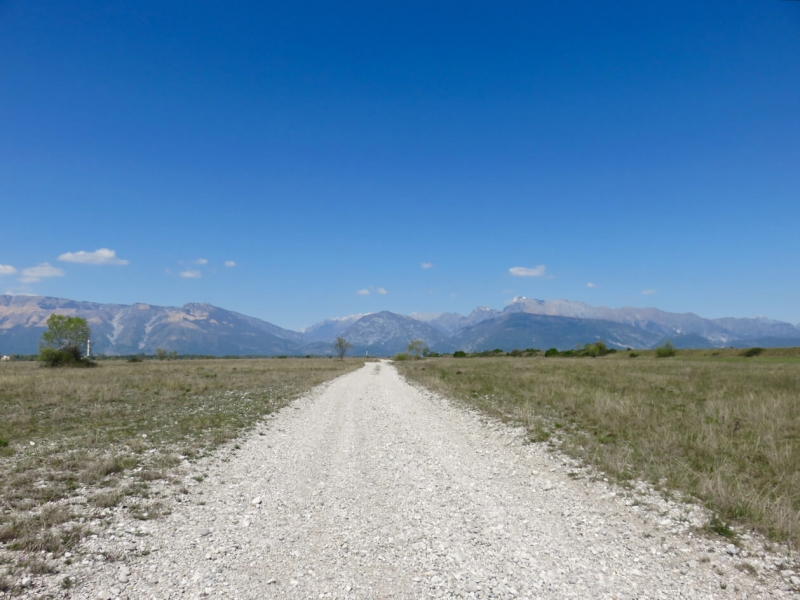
[377,287,388,295]
[0,265,17,275]
[509,265,546,277]
[193,258,209,265]
[224,260,236,268]
[58,248,129,265]
[19,262,66,283]
[3,287,36,296]
[587,282,597,288]
[357,289,370,296]
[421,262,434,269]
[642,289,657,295]
[179,269,202,279]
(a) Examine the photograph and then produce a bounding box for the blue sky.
[1,1,798,330]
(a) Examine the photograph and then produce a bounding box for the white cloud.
[587,282,597,288]
[357,289,370,296]
[421,262,434,269]
[0,265,17,275]
[3,288,36,296]
[19,262,65,283]
[377,287,388,295]
[642,289,657,295]
[509,265,546,277]
[179,269,202,279]
[193,258,209,265]
[224,260,236,268]
[58,248,129,265]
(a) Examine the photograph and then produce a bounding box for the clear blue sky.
[1,0,798,330]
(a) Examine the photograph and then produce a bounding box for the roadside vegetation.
[396,349,800,546]
[0,358,361,572]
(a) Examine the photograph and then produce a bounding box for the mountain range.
[1,294,799,357]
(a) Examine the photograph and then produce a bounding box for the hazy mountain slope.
[4,293,799,357]
[301,314,368,343]
[409,312,465,336]
[450,312,664,352]
[0,295,303,356]
[504,297,800,343]
[334,311,454,356]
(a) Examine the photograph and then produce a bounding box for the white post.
[86,339,92,358]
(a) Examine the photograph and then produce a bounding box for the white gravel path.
[57,361,797,599]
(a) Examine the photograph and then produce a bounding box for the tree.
[406,339,429,359]
[655,340,677,358]
[333,337,352,360]
[39,314,92,367]
[156,348,167,361]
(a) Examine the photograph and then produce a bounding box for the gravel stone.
[51,361,797,599]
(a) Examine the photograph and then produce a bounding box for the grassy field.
[0,357,361,582]
[396,351,800,546]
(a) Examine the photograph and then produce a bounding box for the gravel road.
[59,361,796,599]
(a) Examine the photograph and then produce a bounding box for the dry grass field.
[0,357,361,586]
[397,351,800,547]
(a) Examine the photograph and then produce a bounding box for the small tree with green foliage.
[453,350,467,358]
[655,340,677,358]
[584,340,609,358]
[38,314,93,367]
[406,339,429,359]
[156,348,168,361]
[333,337,353,360]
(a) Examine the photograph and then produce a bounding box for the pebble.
[34,361,795,599]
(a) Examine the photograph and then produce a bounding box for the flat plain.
[397,350,800,547]
[0,357,362,592]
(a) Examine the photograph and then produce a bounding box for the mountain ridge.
[1,294,798,357]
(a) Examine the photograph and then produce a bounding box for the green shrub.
[655,341,677,358]
[629,351,640,358]
[393,352,410,361]
[544,348,560,357]
[740,347,764,358]
[584,341,609,357]
[509,349,523,357]
[453,350,467,358]
[38,347,94,368]
[584,344,600,358]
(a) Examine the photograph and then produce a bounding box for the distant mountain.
[3,293,798,357]
[502,297,800,344]
[450,312,664,352]
[652,333,717,350]
[301,313,368,343]
[0,295,303,356]
[327,311,453,356]
[409,306,499,336]
[409,312,465,336]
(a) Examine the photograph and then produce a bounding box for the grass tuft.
[0,358,361,560]
[398,353,800,546]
